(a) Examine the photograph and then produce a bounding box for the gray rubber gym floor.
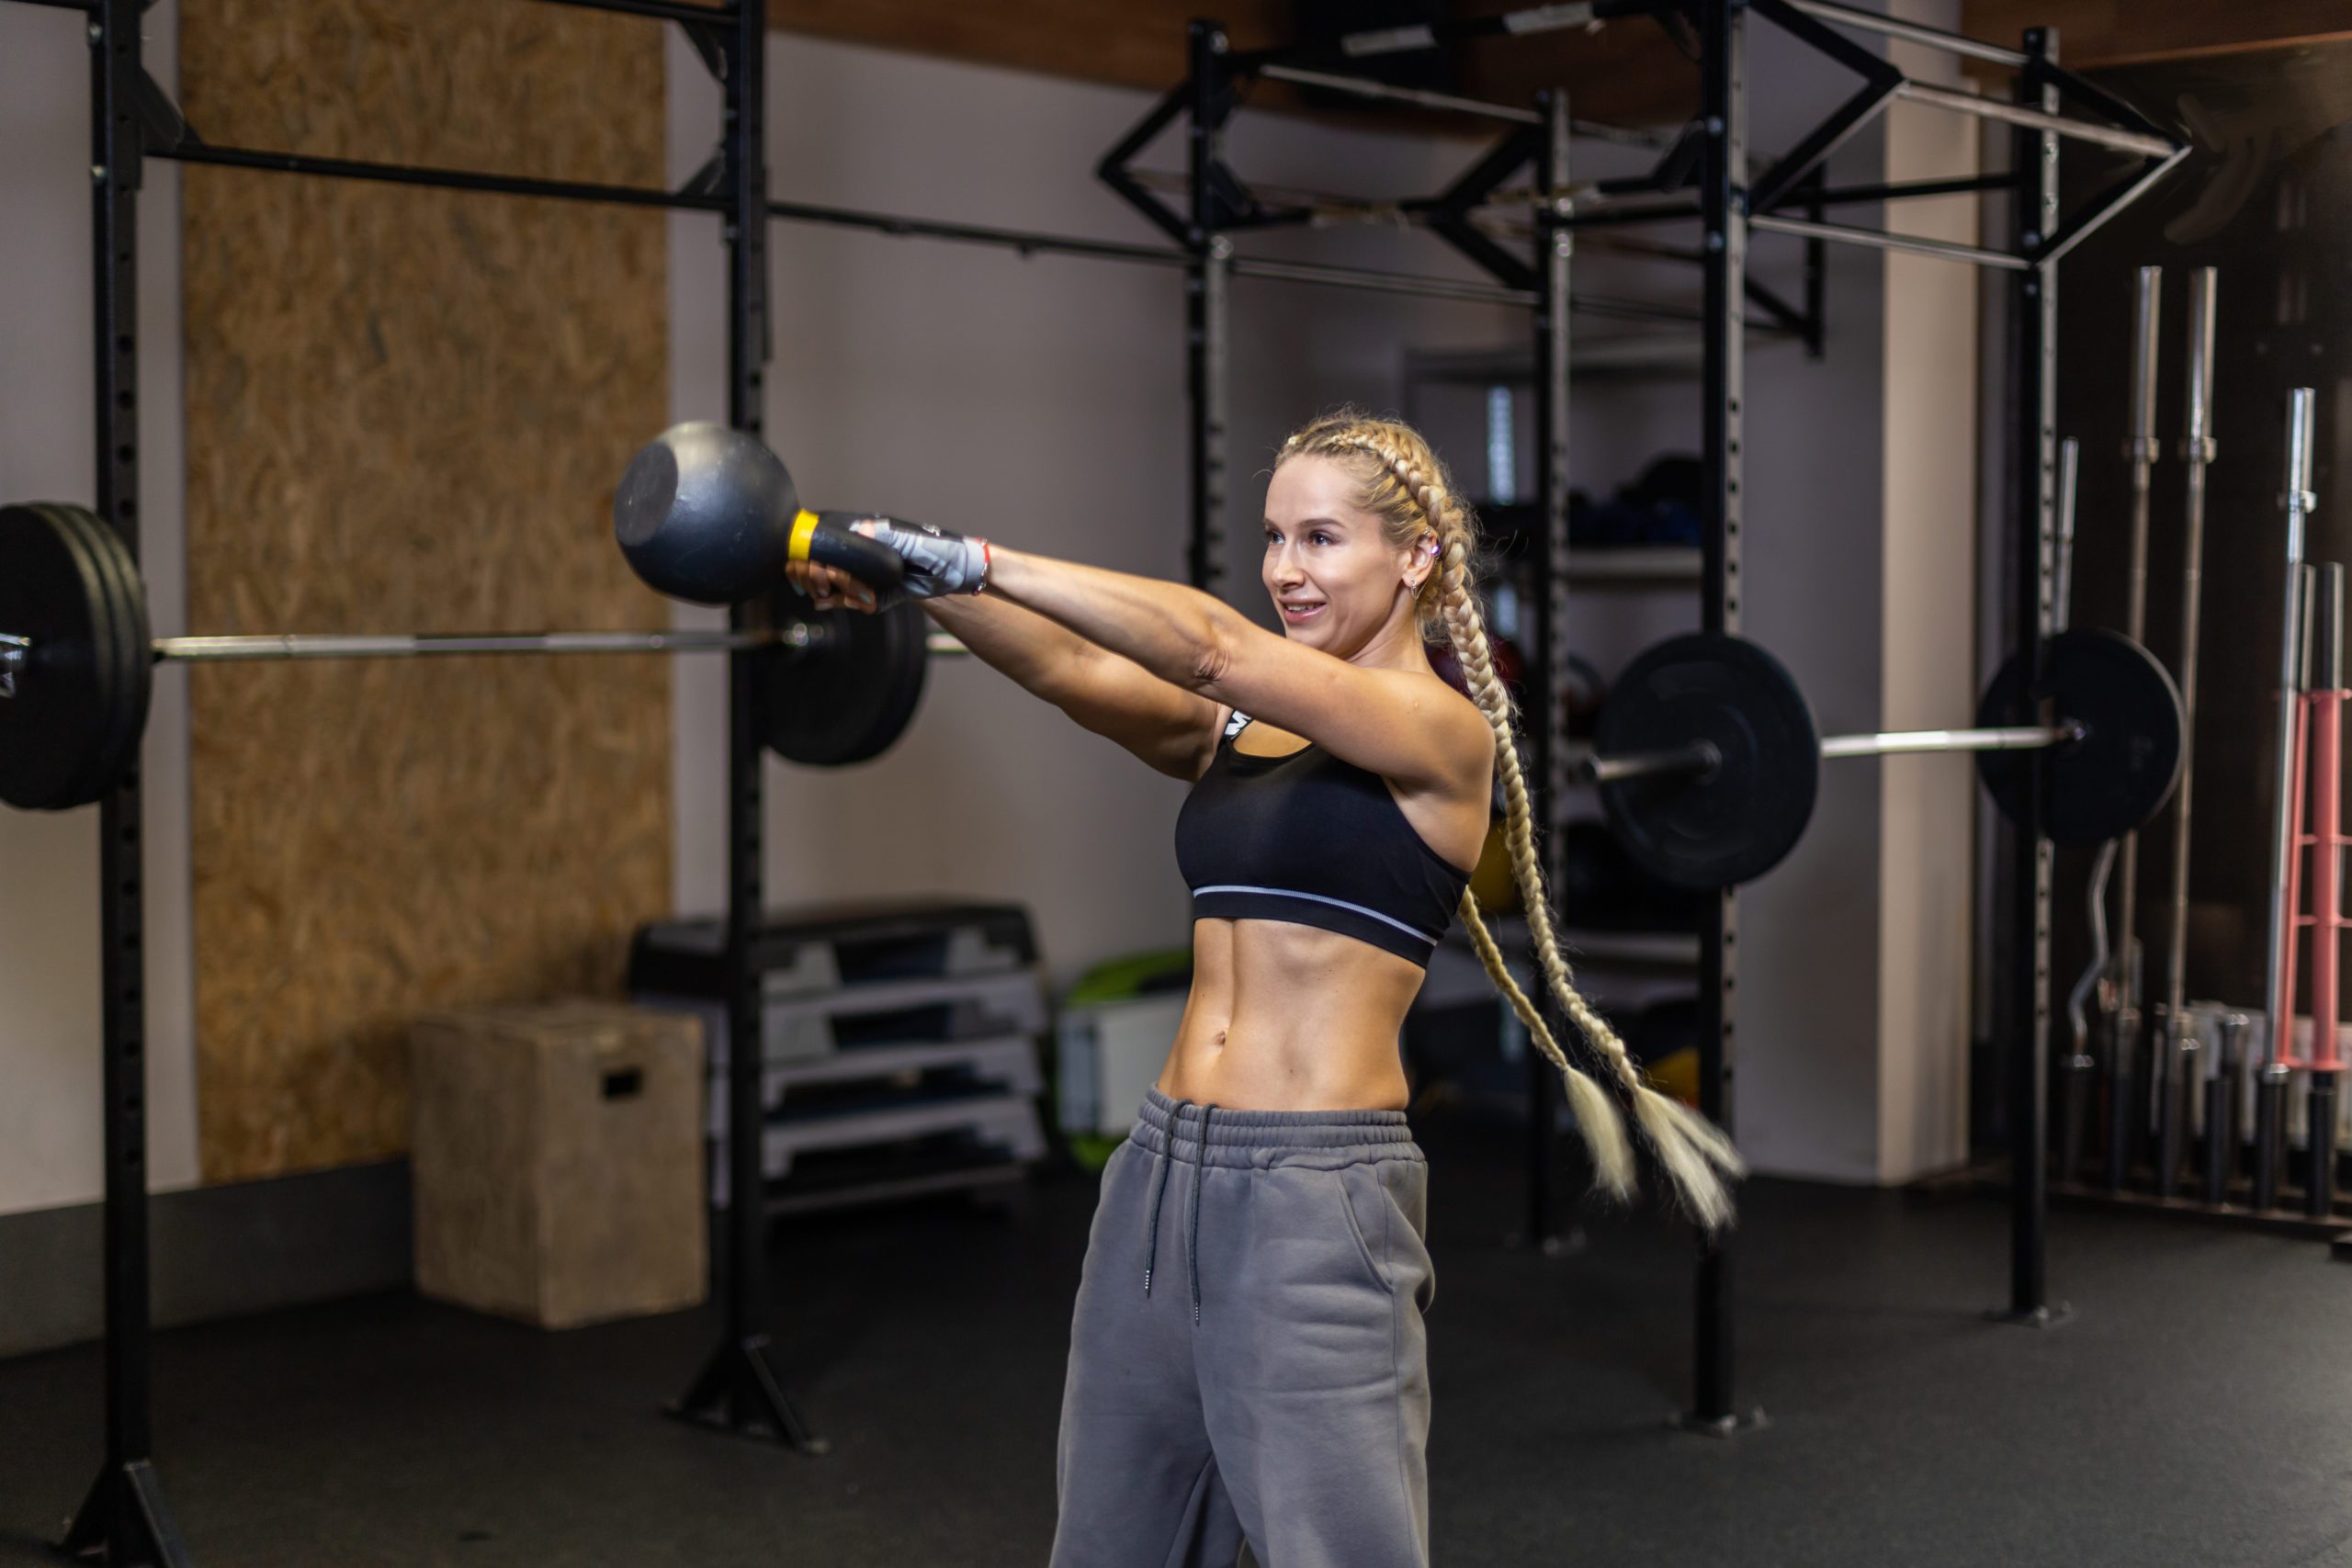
[4,1103,2348,1568]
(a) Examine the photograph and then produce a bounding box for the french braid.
[1278,411,1744,1228]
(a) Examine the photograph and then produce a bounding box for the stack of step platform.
[627,901,1049,1216]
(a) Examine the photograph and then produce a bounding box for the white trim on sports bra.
[1189,884,1442,945]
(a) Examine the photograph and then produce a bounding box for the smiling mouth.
[1279,601,1327,623]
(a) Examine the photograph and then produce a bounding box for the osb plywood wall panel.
[181,1,672,1182]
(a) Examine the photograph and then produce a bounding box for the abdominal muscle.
[1155,916,1427,1112]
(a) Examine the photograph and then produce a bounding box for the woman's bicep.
[1054,643,1225,780]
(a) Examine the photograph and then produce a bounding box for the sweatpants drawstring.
[1142,1099,1214,1322]
[1143,1099,1189,1300]
[1188,1105,1212,1324]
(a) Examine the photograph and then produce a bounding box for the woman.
[791,411,1739,1566]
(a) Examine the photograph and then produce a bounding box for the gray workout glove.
[849,518,992,598]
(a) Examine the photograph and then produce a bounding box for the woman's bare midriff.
[1154,916,1427,1112]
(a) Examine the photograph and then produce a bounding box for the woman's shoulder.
[1423,671,1494,748]
[1344,671,1491,795]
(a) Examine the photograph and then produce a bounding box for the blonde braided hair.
[1278,411,1744,1229]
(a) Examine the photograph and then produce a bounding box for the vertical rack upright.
[1523,90,1576,1253]
[1185,18,1233,600]
[673,0,827,1450]
[1998,25,2063,1325]
[66,0,186,1561]
[1686,0,1751,1433]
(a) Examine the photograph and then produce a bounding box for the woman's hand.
[849,518,991,597]
[783,558,882,614]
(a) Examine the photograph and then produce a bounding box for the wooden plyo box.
[410,1001,707,1328]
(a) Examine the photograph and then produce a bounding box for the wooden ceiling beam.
[763,1,1701,137]
[1958,1,2352,68]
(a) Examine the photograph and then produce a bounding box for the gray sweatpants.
[1050,1086,1436,1568]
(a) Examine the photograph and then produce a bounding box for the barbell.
[0,499,950,810]
[1586,630,2187,890]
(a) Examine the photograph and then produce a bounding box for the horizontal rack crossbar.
[1891,80,2177,161]
[1750,211,2033,271]
[1256,63,1543,126]
[156,142,724,211]
[149,141,1623,310]
[1783,0,2028,67]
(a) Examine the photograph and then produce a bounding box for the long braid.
[1279,412,1744,1229]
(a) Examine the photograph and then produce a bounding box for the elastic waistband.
[1130,1085,1422,1169]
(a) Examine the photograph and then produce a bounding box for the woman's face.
[1261,455,1428,654]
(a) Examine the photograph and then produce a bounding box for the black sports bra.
[1171,710,1474,966]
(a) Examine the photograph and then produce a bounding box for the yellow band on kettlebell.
[787,508,821,564]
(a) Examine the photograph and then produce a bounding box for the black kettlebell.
[614,422,908,605]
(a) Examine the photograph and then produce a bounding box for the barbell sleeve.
[1818,723,2078,759]
[2265,389,2320,1068]
[1583,721,2079,784]
[0,634,27,701]
[2111,265,2165,1020]
[1584,740,1722,785]
[2054,437,2081,634]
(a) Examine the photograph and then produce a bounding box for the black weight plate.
[759,591,928,766]
[27,504,128,810]
[6,503,124,810]
[1976,627,2183,845]
[39,503,151,809]
[1595,632,1821,890]
[0,503,150,810]
[40,504,152,804]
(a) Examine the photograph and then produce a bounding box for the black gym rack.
[7,0,2184,1560]
[1109,0,2185,1429]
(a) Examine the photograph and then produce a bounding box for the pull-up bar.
[1250,61,1676,151]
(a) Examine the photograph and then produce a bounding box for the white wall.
[0,5,198,1220]
[1736,0,1983,1183]
[1874,10,1983,1182]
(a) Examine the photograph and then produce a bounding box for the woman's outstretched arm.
[984,548,1484,792]
[786,558,1220,779]
[922,591,1221,779]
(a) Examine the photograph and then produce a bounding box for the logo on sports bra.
[1223,710,1253,740]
